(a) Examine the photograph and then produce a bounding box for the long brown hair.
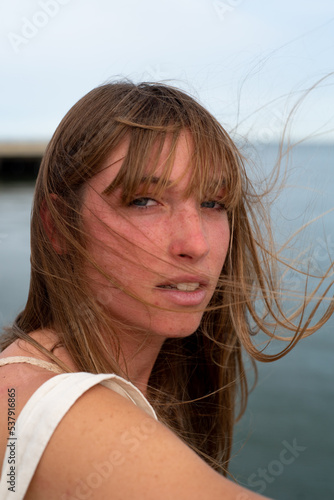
[1,81,333,473]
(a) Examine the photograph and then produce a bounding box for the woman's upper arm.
[26,384,268,500]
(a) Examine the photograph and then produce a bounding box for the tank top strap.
[0,356,64,374]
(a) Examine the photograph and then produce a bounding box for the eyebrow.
[139,176,172,187]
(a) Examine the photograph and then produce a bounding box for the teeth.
[176,282,200,292]
[158,282,201,291]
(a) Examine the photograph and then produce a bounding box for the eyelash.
[200,200,226,211]
[128,197,226,211]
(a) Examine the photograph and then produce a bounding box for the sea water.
[0,143,333,500]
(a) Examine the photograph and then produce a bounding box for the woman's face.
[81,130,230,341]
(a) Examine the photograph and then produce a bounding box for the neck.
[115,331,165,397]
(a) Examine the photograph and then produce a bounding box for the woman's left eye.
[129,197,158,208]
[201,200,226,210]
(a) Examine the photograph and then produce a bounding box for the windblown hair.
[1,82,333,473]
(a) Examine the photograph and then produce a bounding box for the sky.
[1,0,334,143]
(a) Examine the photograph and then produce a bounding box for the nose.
[168,206,210,261]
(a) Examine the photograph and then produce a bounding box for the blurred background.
[1,1,333,498]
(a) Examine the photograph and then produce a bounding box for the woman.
[0,82,332,499]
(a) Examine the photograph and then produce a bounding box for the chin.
[147,312,204,340]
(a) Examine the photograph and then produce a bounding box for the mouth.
[155,277,209,306]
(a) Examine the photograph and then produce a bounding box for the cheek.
[84,220,158,283]
[223,224,231,257]
[211,220,230,264]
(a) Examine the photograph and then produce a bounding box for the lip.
[155,275,209,307]
[155,287,207,306]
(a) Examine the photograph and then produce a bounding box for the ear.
[40,194,65,255]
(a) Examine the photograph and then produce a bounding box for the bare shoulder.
[0,341,57,469]
[25,384,268,500]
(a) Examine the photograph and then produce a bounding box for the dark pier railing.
[0,142,47,181]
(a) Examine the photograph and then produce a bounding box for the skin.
[81,130,230,393]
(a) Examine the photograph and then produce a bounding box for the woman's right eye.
[129,197,158,208]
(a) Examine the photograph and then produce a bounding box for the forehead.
[90,130,195,192]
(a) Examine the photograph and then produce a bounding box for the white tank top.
[0,356,157,499]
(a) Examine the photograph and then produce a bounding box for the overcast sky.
[1,0,334,142]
